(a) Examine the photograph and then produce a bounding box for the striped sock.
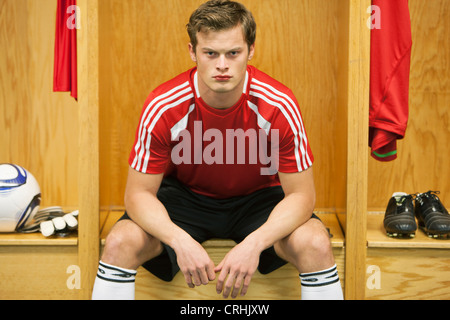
[91,261,137,300]
[300,264,344,300]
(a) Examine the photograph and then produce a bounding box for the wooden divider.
[344,0,371,300]
[77,0,100,300]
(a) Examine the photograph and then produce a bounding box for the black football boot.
[384,192,417,238]
[414,191,450,239]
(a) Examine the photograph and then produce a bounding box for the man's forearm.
[125,192,191,251]
[126,190,216,287]
[244,192,315,252]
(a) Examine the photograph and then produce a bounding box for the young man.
[92,0,343,300]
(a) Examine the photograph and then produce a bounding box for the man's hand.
[174,237,216,288]
[214,240,261,298]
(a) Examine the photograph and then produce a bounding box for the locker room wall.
[0,0,79,208]
[98,0,348,211]
[367,0,450,210]
[1,0,448,213]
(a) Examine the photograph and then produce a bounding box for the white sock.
[91,261,137,300]
[300,264,344,300]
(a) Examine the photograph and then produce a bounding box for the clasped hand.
[175,239,260,299]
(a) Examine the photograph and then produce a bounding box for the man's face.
[189,25,255,98]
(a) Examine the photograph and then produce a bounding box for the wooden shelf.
[367,213,450,249]
[0,232,77,246]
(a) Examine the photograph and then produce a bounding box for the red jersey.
[129,66,313,198]
[53,0,77,100]
[369,0,412,161]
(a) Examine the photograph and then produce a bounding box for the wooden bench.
[100,211,345,300]
[3,211,448,300]
[0,210,344,300]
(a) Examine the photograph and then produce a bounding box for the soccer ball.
[0,164,41,232]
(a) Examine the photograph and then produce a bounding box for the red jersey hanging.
[369,0,412,161]
[53,0,78,100]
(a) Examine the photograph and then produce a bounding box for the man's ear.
[248,43,255,61]
[188,43,197,63]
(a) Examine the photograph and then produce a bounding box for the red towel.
[369,0,412,161]
[53,0,77,100]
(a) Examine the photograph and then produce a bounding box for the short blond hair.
[187,0,257,51]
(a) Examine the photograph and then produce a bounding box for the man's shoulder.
[247,66,299,114]
[138,68,196,125]
[248,65,295,97]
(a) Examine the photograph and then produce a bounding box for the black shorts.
[119,176,319,282]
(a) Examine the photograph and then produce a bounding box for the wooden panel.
[0,246,79,300]
[98,0,346,210]
[366,248,450,300]
[366,215,450,300]
[247,0,346,211]
[335,0,350,213]
[98,0,199,209]
[367,0,450,210]
[0,0,79,208]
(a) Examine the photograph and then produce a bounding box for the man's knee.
[102,220,162,269]
[305,226,333,259]
[293,220,331,254]
[276,219,334,271]
[103,226,131,255]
